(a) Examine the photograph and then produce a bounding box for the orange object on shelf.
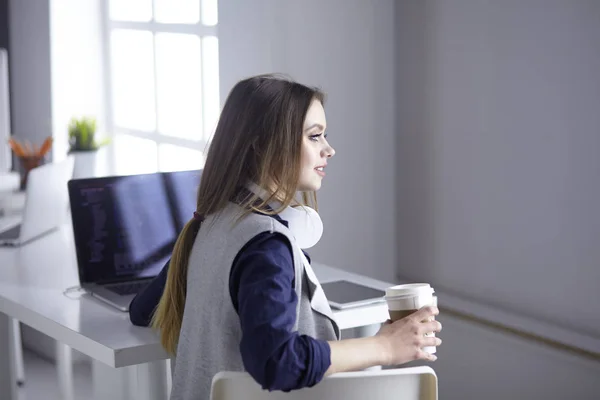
[7,136,53,189]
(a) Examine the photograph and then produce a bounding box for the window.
[104,0,219,175]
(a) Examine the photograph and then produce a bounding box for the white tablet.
[321,280,386,310]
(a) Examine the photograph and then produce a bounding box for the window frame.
[100,0,219,174]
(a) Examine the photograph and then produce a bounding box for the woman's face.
[298,99,335,192]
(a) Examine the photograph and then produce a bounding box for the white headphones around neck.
[245,182,324,249]
[277,205,323,249]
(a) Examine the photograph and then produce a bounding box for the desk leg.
[135,360,170,400]
[11,319,25,385]
[355,323,383,371]
[92,359,137,400]
[0,312,18,400]
[92,359,169,400]
[56,342,74,400]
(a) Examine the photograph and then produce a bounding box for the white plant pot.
[71,148,106,179]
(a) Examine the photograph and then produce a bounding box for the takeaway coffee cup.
[385,283,438,354]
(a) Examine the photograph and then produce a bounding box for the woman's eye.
[309,133,322,142]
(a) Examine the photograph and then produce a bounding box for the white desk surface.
[0,224,391,368]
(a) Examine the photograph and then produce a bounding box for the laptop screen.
[68,170,202,284]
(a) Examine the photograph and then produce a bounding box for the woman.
[134,74,442,398]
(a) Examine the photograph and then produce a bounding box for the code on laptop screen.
[68,170,201,284]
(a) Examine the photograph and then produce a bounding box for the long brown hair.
[151,74,325,354]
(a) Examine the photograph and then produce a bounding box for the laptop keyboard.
[0,224,21,240]
[105,280,151,296]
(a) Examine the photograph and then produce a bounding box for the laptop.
[68,169,202,311]
[0,157,75,246]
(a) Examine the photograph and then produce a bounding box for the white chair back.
[210,366,438,400]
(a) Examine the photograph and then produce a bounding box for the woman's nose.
[323,144,335,158]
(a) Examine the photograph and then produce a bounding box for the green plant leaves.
[68,116,110,152]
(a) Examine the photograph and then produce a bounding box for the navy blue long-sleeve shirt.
[128,216,331,391]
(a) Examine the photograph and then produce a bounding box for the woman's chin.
[297,181,321,192]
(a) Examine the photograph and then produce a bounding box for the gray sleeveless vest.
[170,202,340,399]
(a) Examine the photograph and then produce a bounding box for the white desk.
[0,224,392,400]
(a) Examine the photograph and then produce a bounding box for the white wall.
[220,0,397,281]
[428,312,600,399]
[395,0,600,337]
[8,0,53,167]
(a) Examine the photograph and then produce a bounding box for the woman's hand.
[326,306,442,375]
[375,306,442,365]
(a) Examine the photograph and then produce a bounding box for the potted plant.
[68,117,110,178]
[8,136,53,190]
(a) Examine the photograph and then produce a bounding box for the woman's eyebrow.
[304,123,325,132]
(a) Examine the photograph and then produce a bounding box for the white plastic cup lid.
[385,283,434,299]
